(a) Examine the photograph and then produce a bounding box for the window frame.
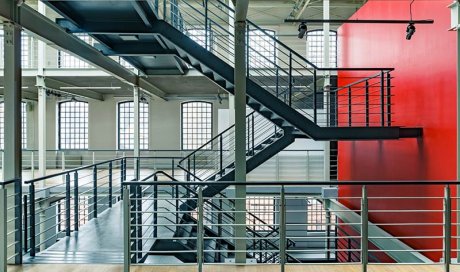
[117,100,150,151]
[181,101,213,151]
[305,29,338,68]
[58,100,89,150]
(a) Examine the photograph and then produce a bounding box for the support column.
[37,1,47,179]
[133,86,140,179]
[234,2,248,261]
[323,0,331,182]
[3,21,23,264]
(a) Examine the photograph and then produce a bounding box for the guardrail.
[122,180,457,272]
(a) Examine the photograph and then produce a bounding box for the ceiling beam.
[0,3,167,100]
[43,77,104,101]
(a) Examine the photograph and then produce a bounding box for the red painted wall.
[338,0,457,262]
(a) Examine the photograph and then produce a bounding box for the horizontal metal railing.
[122,180,460,272]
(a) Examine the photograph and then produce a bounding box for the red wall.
[338,0,457,261]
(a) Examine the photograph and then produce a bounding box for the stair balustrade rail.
[178,111,282,182]
[153,0,393,128]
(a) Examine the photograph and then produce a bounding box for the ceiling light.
[406,23,416,40]
[298,22,307,39]
[119,35,139,41]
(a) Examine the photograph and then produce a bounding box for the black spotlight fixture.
[406,22,416,40]
[298,22,307,39]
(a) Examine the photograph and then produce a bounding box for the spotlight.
[298,22,307,39]
[406,22,416,40]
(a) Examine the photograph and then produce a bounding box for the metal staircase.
[43,0,424,265]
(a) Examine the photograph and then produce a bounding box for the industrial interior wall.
[337,0,457,262]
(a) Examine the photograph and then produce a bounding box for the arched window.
[306,30,337,68]
[0,101,27,149]
[181,101,212,150]
[248,29,276,68]
[58,101,88,150]
[118,101,149,150]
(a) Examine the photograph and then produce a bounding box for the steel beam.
[234,0,248,262]
[0,3,166,100]
[43,77,104,101]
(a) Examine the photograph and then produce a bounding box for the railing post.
[386,72,392,127]
[74,171,79,232]
[153,176,158,238]
[29,183,36,257]
[109,162,113,208]
[0,185,6,271]
[197,186,204,272]
[187,158,191,181]
[347,238,352,262]
[289,52,293,107]
[123,186,131,272]
[361,185,368,272]
[171,158,175,179]
[251,114,255,155]
[313,70,318,124]
[326,210,331,261]
[93,165,98,218]
[65,173,71,236]
[276,68,279,97]
[280,185,286,272]
[120,159,124,200]
[348,86,352,127]
[31,151,35,179]
[135,158,140,181]
[444,185,451,272]
[365,80,369,127]
[219,135,223,176]
[204,0,208,50]
[380,71,385,127]
[23,195,28,252]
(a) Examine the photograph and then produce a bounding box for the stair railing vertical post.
[204,0,208,50]
[246,24,250,78]
[347,238,352,262]
[93,165,98,218]
[74,171,79,231]
[109,162,113,208]
[187,158,191,181]
[0,185,6,271]
[276,67,279,97]
[193,154,196,180]
[153,175,158,238]
[197,186,204,272]
[314,70,318,124]
[219,135,223,175]
[326,210,331,261]
[135,158,140,181]
[280,185,286,272]
[251,114,255,155]
[365,80,369,127]
[29,183,35,257]
[386,72,392,127]
[123,186,131,272]
[172,158,175,179]
[348,86,352,127]
[120,159,124,200]
[288,52,293,107]
[444,185,451,272]
[380,71,385,127]
[23,195,27,252]
[65,173,71,236]
[361,185,368,272]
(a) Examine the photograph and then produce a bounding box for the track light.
[298,22,307,39]
[406,23,416,40]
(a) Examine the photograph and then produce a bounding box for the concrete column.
[37,78,46,179]
[234,18,247,264]
[323,0,331,182]
[3,21,23,264]
[133,86,140,157]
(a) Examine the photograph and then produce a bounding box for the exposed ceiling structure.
[0,0,367,101]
